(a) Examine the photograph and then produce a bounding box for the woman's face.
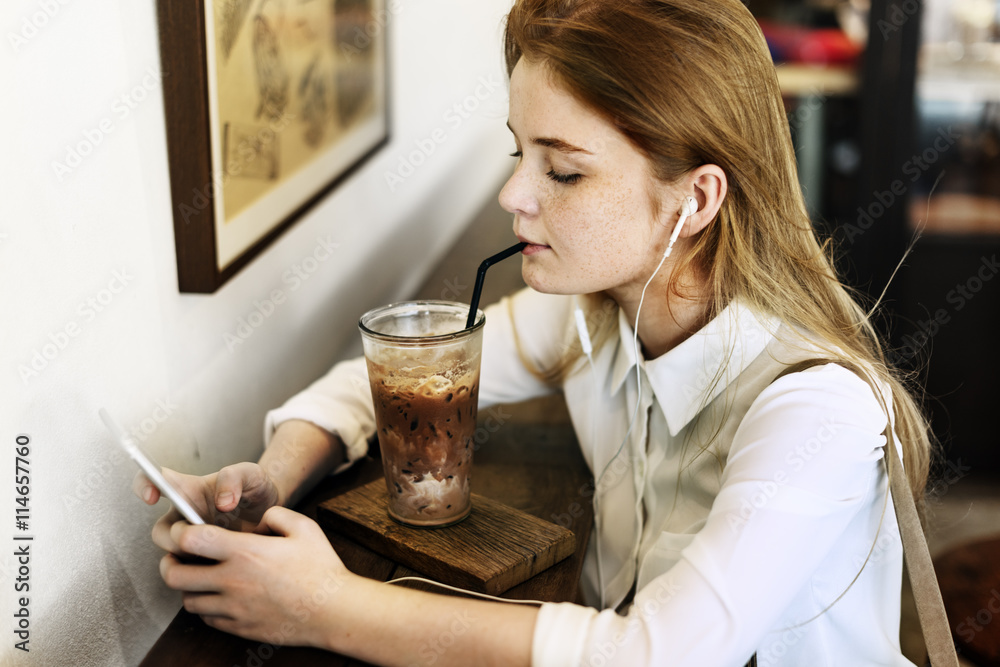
[499,59,677,297]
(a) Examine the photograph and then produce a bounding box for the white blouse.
[264,287,914,667]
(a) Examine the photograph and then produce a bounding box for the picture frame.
[157,0,390,293]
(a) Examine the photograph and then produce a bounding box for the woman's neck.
[608,270,712,360]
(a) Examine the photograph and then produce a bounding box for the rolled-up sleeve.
[263,356,375,474]
[533,602,599,667]
[478,288,572,407]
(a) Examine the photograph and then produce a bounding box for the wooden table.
[139,418,593,666]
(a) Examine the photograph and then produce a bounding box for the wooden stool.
[935,536,1000,666]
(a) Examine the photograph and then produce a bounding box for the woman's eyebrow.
[506,121,593,155]
[532,137,593,154]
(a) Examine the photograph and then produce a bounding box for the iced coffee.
[359,301,484,527]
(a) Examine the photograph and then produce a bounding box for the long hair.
[503,0,933,507]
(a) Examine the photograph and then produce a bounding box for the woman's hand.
[133,462,281,553]
[156,506,355,649]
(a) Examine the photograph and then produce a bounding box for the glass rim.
[358,300,485,344]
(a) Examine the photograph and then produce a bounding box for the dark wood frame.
[157,1,390,293]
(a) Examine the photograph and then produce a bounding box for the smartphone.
[99,408,207,525]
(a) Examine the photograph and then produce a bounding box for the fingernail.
[143,487,154,503]
[217,492,234,507]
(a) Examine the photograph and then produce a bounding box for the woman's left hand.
[157,505,354,649]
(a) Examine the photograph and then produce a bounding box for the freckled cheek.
[545,190,629,256]
[550,190,603,230]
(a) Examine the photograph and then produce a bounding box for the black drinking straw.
[465,241,528,328]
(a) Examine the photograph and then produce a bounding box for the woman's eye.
[509,150,522,158]
[546,169,582,185]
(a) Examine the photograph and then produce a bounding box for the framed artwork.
[158,0,389,293]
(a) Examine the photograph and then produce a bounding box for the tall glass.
[359,301,484,527]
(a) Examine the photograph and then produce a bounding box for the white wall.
[0,1,514,664]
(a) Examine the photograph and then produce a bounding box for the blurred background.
[752,0,1000,481]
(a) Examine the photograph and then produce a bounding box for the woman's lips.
[521,243,549,256]
[516,236,550,255]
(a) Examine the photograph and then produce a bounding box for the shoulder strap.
[775,359,958,666]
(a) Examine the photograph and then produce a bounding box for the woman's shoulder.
[739,357,893,458]
[767,360,887,407]
[487,287,578,340]
[767,319,892,402]
[483,287,579,374]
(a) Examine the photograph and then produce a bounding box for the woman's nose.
[498,165,539,218]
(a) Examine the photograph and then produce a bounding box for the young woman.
[138,0,933,664]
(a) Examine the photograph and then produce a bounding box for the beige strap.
[776,359,958,666]
[884,426,959,666]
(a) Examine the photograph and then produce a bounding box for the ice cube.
[418,375,453,395]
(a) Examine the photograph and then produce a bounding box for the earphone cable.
[583,202,691,609]
[384,576,545,606]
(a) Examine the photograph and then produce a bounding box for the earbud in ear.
[663,196,699,258]
[682,196,699,217]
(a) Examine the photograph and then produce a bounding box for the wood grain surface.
[319,479,575,595]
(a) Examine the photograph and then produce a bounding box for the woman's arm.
[328,574,537,667]
[259,419,345,508]
[159,506,537,667]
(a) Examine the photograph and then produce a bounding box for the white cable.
[589,242,674,610]
[384,576,545,605]
[584,347,603,609]
[574,307,593,357]
[595,207,689,485]
[594,240,672,488]
[574,301,605,608]
[590,204,691,609]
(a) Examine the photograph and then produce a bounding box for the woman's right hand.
[132,462,281,555]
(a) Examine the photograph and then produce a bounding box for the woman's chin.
[521,266,552,294]
[521,266,577,296]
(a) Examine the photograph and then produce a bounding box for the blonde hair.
[504,0,934,507]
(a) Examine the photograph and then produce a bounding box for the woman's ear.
[676,164,727,238]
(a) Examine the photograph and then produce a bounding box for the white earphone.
[664,195,699,258]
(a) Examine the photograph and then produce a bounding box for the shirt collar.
[610,301,779,436]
